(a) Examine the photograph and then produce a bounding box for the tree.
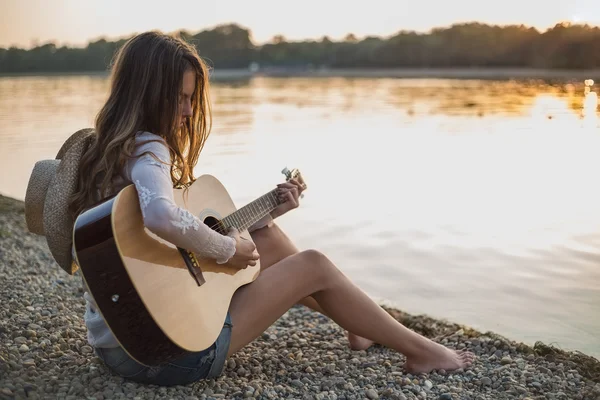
[2,22,600,73]
[272,35,286,44]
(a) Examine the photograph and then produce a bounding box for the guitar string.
[207,189,280,234]
[211,179,307,233]
[189,173,305,235]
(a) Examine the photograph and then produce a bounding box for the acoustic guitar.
[73,167,306,366]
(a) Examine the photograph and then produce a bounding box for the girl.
[70,31,474,386]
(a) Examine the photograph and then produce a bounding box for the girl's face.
[179,69,195,127]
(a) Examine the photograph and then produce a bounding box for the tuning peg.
[281,167,305,199]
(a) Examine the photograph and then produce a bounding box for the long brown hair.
[70,31,212,217]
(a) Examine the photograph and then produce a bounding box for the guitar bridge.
[178,248,206,287]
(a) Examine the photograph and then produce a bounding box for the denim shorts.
[95,313,233,386]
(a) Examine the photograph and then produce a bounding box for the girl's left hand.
[271,178,305,219]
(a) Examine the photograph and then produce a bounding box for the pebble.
[14,337,27,345]
[22,359,35,367]
[227,358,236,370]
[501,356,512,365]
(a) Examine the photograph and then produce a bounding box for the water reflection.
[0,74,599,358]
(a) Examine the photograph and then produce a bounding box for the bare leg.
[250,224,374,350]
[227,249,475,373]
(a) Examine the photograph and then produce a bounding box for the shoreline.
[1,67,600,81]
[0,194,598,400]
[248,68,600,81]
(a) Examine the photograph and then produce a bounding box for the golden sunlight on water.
[0,75,599,358]
[583,79,598,121]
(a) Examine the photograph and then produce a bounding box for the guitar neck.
[220,189,281,232]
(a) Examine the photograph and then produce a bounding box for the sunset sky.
[1,0,600,48]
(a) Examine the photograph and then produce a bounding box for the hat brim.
[25,160,60,235]
[43,130,95,275]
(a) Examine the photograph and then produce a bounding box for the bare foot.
[405,340,475,374]
[347,332,375,350]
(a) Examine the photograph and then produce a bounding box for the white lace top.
[80,131,239,348]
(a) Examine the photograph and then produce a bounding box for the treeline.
[1,22,600,73]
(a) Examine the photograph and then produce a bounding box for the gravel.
[1,194,599,400]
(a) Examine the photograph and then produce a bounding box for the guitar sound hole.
[203,216,225,234]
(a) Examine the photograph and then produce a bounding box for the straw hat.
[25,128,96,275]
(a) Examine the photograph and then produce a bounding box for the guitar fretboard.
[219,189,281,233]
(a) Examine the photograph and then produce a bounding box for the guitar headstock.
[282,167,307,192]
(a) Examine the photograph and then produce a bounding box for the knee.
[299,249,328,265]
[297,249,340,280]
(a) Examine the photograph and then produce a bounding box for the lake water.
[1,74,599,359]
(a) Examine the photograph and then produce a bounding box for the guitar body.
[73,174,260,366]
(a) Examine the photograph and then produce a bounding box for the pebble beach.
[1,194,599,400]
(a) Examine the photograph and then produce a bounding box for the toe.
[459,352,474,362]
[460,354,474,368]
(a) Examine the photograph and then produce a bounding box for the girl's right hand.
[226,228,260,269]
